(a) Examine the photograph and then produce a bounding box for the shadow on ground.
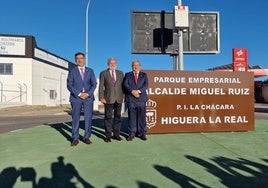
[2,113,268,187]
[185,155,268,188]
[9,109,267,188]
[154,165,210,188]
[153,156,268,188]
[0,156,94,188]
[48,113,129,144]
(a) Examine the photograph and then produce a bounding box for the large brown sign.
[145,70,254,133]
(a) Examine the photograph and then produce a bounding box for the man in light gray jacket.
[99,58,124,142]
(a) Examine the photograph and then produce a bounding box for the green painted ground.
[1,120,268,188]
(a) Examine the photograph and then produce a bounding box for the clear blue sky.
[1,0,267,80]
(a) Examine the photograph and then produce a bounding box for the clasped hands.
[100,98,107,104]
[131,90,140,98]
[79,92,89,100]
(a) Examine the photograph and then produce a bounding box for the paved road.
[254,103,268,120]
[0,105,71,134]
[0,103,267,134]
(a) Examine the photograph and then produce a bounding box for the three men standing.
[67,54,148,145]
[99,58,124,142]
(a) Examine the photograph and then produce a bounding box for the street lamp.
[86,0,92,66]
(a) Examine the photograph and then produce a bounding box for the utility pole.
[175,0,184,71]
[85,0,91,67]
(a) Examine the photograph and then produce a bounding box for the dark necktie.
[134,73,138,84]
[111,70,116,83]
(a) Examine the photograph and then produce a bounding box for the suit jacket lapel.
[136,72,144,86]
[115,70,120,83]
[75,67,83,81]
[107,69,116,84]
[84,67,90,80]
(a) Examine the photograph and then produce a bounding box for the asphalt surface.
[0,103,268,134]
[0,105,73,134]
[254,103,268,119]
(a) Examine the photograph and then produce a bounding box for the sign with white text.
[34,48,68,68]
[0,36,26,56]
[145,70,254,133]
[233,48,248,72]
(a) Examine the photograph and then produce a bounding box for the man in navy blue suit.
[67,52,97,146]
[123,60,149,141]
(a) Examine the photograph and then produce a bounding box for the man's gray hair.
[107,57,117,65]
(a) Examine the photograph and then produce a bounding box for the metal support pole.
[176,0,184,71]
[173,1,183,71]
[85,0,91,67]
[178,29,184,70]
[173,55,179,70]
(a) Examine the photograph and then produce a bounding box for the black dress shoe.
[71,140,79,146]
[127,135,134,141]
[84,138,92,144]
[112,135,122,141]
[105,137,111,143]
[140,135,147,141]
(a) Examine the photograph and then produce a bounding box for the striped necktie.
[111,70,116,83]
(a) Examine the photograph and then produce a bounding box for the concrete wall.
[32,59,69,106]
[0,57,100,111]
[0,57,32,104]
[0,57,70,107]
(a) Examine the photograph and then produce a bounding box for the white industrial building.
[0,34,99,109]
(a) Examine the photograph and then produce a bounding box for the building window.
[50,90,57,100]
[0,63,13,75]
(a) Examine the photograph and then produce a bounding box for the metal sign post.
[176,0,183,71]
